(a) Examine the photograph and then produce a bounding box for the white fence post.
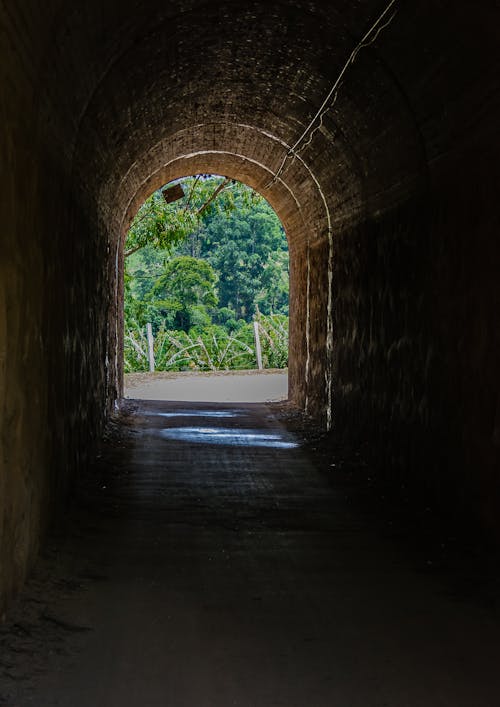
[146,323,155,372]
[253,320,263,370]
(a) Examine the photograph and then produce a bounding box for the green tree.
[123,176,289,337]
[125,176,237,259]
[153,256,218,332]
[199,191,288,319]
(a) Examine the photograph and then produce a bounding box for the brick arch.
[115,142,332,418]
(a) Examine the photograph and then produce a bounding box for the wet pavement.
[2,400,500,706]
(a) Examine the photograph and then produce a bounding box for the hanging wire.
[183,175,201,211]
[265,0,399,188]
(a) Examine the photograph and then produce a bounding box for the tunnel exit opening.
[113,142,335,427]
[121,174,291,403]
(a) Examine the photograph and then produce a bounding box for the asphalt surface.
[2,400,500,706]
[124,371,288,402]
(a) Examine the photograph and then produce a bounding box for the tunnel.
[1,0,499,636]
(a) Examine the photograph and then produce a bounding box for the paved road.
[2,401,500,706]
[124,371,288,402]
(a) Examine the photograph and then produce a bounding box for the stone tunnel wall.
[331,4,500,530]
[334,164,500,530]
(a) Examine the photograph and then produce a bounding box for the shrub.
[123,314,288,373]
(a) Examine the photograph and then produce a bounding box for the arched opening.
[109,147,333,422]
[122,174,290,402]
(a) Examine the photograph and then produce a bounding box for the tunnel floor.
[2,400,500,706]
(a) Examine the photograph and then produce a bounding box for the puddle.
[157,426,299,449]
[147,410,240,419]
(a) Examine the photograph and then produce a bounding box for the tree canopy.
[125,175,252,259]
[125,175,289,334]
[153,256,218,332]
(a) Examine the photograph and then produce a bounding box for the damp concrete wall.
[0,0,499,609]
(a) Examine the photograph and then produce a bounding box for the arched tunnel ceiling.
[36,0,434,246]
[117,128,326,249]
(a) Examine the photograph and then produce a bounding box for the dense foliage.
[124,314,288,373]
[124,176,289,372]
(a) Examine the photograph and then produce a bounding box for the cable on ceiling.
[264,0,399,189]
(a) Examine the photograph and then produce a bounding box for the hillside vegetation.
[124,176,289,372]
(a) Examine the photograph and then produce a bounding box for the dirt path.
[124,370,288,402]
[2,400,500,706]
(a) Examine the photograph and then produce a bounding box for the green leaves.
[152,256,218,331]
[125,193,199,257]
[125,176,237,259]
[124,175,290,373]
[123,315,288,373]
[198,188,289,319]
